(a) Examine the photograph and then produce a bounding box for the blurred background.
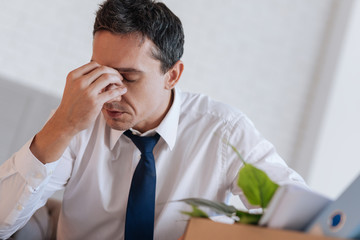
[0,0,359,200]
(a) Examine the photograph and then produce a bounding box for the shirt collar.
[109,88,181,151]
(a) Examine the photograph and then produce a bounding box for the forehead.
[92,31,158,69]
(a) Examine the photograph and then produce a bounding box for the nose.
[104,83,127,103]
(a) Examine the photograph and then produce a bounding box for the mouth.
[104,109,124,118]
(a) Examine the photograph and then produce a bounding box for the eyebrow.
[89,60,143,74]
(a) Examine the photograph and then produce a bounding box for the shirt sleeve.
[224,115,308,208]
[0,137,71,239]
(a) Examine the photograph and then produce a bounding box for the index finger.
[67,61,101,80]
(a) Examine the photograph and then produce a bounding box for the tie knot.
[123,130,160,154]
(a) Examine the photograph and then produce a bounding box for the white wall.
[307,0,360,199]
[0,0,357,199]
[168,0,335,170]
[0,0,102,96]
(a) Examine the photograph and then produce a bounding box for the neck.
[134,89,174,133]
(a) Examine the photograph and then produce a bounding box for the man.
[0,0,307,239]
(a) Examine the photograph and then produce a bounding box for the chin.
[106,121,132,131]
[103,112,133,131]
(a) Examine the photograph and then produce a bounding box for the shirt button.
[49,170,54,175]
[17,204,24,211]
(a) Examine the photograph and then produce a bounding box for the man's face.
[92,31,173,132]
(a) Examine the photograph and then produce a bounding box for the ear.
[164,60,184,90]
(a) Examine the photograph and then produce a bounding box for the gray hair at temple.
[93,0,185,73]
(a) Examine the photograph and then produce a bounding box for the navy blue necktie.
[123,130,160,240]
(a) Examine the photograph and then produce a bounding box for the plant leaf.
[181,204,209,218]
[228,143,246,164]
[236,210,262,224]
[179,198,262,224]
[237,163,279,208]
[179,198,238,217]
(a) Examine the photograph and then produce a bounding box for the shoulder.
[178,90,246,126]
[177,90,262,149]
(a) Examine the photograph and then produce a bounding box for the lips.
[105,109,124,118]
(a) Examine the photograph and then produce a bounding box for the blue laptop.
[306,174,360,239]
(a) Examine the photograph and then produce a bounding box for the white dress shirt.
[0,88,307,240]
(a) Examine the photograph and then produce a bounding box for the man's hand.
[55,61,127,134]
[30,62,127,164]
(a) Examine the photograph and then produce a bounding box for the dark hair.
[93,0,184,73]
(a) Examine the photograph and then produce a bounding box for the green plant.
[180,143,279,224]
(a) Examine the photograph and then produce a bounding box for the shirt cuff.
[14,138,59,191]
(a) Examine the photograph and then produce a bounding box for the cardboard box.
[183,218,344,240]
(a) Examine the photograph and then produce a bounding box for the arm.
[0,140,70,239]
[225,115,308,207]
[0,61,127,238]
[31,61,127,164]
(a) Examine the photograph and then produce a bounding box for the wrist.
[30,115,77,164]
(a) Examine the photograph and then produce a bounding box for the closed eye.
[113,67,143,83]
[122,76,137,83]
